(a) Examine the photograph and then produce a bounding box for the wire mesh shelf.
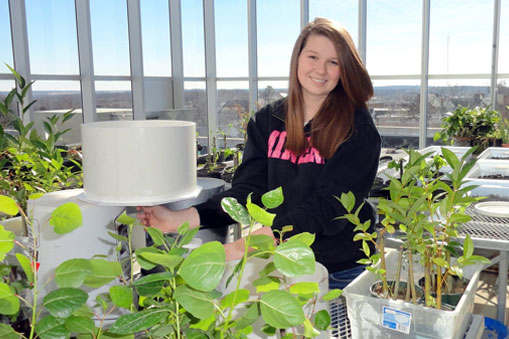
[329,296,352,338]
[458,205,509,244]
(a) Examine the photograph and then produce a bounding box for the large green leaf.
[116,211,136,225]
[261,187,284,209]
[55,258,93,288]
[0,323,19,339]
[235,303,261,330]
[260,290,305,328]
[273,241,315,277]
[135,247,163,270]
[220,288,250,308]
[246,202,275,226]
[133,272,174,296]
[138,252,182,270]
[35,315,69,339]
[109,308,170,335]
[178,241,225,292]
[0,196,18,216]
[64,316,96,334]
[0,282,20,315]
[110,285,133,309]
[173,285,214,319]
[145,227,165,247]
[0,226,15,261]
[221,197,250,225]
[288,282,319,295]
[313,309,331,331]
[49,202,83,234]
[82,259,122,288]
[43,287,88,318]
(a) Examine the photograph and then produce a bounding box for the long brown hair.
[285,17,373,159]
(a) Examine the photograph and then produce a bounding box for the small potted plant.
[434,105,500,151]
[496,114,509,147]
[338,147,490,338]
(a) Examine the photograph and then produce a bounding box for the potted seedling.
[338,147,490,338]
[434,105,500,152]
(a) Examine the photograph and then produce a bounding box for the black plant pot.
[418,275,469,309]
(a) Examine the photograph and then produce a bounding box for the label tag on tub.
[382,306,411,334]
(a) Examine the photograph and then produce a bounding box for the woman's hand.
[136,206,200,233]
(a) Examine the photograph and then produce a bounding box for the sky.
[0,0,508,91]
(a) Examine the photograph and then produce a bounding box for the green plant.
[106,187,340,338]
[0,194,88,339]
[434,105,500,149]
[0,65,82,217]
[338,147,490,310]
[0,188,340,338]
[496,116,509,144]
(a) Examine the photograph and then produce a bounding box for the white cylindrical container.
[26,189,126,322]
[81,120,200,206]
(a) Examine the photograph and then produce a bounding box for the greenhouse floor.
[474,267,509,325]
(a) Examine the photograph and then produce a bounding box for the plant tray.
[465,160,509,188]
[343,250,482,339]
[476,147,509,161]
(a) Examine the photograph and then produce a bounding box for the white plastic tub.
[343,250,482,339]
[477,147,509,160]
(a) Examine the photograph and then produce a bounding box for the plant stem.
[222,219,255,337]
[393,247,403,300]
[408,251,417,304]
[378,233,389,298]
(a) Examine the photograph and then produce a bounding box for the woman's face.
[297,34,341,104]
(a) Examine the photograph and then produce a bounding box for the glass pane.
[0,0,13,68]
[141,0,171,77]
[182,0,205,77]
[257,0,300,77]
[90,0,130,76]
[31,80,82,145]
[369,80,421,149]
[496,78,509,117]
[499,0,509,74]
[217,81,248,147]
[95,81,133,121]
[215,0,248,77]
[184,81,207,144]
[428,78,490,145]
[258,81,288,107]
[429,0,493,75]
[26,0,79,75]
[309,0,358,44]
[367,1,421,75]
[0,80,16,128]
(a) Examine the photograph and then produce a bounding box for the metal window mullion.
[300,0,309,30]
[248,0,258,112]
[490,0,501,108]
[127,0,145,120]
[358,0,367,64]
[75,0,96,123]
[419,0,430,149]
[203,0,217,151]
[9,0,33,123]
[169,0,184,109]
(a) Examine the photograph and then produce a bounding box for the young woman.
[137,17,381,289]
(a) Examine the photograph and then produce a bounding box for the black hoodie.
[195,98,381,273]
